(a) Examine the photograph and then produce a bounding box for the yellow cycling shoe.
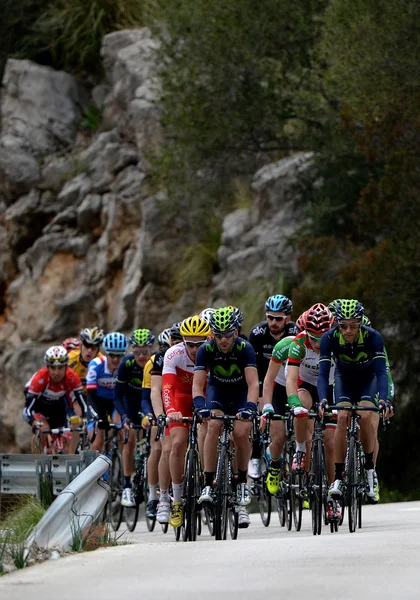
[266,467,280,495]
[169,501,184,528]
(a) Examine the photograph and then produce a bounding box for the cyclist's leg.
[358,377,378,499]
[201,387,223,492]
[157,430,172,523]
[293,385,313,470]
[269,384,287,459]
[168,423,188,527]
[323,385,336,484]
[330,370,352,496]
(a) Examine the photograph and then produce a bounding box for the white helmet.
[199,307,215,323]
[45,345,69,366]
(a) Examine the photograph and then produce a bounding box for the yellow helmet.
[180,315,211,337]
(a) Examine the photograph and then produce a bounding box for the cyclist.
[328,300,394,504]
[23,346,87,453]
[318,299,392,501]
[193,306,259,528]
[68,327,104,391]
[153,321,184,525]
[285,305,335,485]
[199,307,215,324]
[114,329,157,508]
[163,316,211,528]
[86,332,128,453]
[261,334,295,494]
[248,294,297,478]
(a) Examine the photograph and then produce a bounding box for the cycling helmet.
[303,303,334,336]
[210,307,238,334]
[226,306,244,326]
[199,307,215,323]
[265,294,293,315]
[334,299,364,321]
[103,332,128,353]
[327,299,344,317]
[62,337,81,351]
[45,345,69,366]
[180,315,211,337]
[170,322,183,343]
[295,312,306,333]
[362,315,372,327]
[158,328,171,350]
[129,329,155,347]
[80,327,104,346]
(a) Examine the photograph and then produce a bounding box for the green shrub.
[24,0,145,76]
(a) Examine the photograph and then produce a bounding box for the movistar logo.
[131,377,142,385]
[214,364,241,377]
[206,343,214,351]
[338,352,368,363]
[126,358,136,367]
[236,341,246,351]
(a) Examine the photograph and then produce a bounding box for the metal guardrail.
[26,454,111,552]
[0,451,99,500]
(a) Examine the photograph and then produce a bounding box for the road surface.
[1,501,419,599]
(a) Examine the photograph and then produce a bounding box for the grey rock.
[77,194,102,231]
[0,142,40,204]
[1,59,83,156]
[42,207,78,232]
[57,174,92,209]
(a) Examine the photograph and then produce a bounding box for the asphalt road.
[1,501,419,599]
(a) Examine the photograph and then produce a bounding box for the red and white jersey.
[162,343,195,414]
[28,367,83,406]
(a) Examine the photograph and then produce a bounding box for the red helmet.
[302,304,334,336]
[295,312,307,333]
[62,337,81,352]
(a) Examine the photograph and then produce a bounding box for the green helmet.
[210,307,238,334]
[362,314,372,327]
[335,299,364,321]
[129,328,155,347]
[327,298,345,317]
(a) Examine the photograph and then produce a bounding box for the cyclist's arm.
[151,374,164,417]
[113,360,128,418]
[317,334,333,402]
[372,333,388,401]
[285,364,303,408]
[141,357,154,416]
[73,389,87,418]
[244,366,259,405]
[262,359,281,406]
[23,392,39,424]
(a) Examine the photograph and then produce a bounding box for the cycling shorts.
[167,391,193,431]
[30,399,68,429]
[333,370,378,406]
[205,386,248,415]
[87,398,118,430]
[272,383,288,416]
[297,381,336,428]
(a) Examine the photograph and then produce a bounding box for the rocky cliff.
[0,29,310,451]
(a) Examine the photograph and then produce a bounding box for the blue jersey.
[195,337,257,391]
[86,356,119,400]
[317,326,388,401]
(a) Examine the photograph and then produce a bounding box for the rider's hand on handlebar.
[167,411,183,423]
[318,399,328,418]
[378,399,393,419]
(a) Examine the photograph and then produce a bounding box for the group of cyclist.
[22,293,394,532]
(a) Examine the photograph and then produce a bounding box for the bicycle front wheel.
[184,449,200,542]
[108,451,123,531]
[311,440,323,536]
[290,463,303,531]
[214,446,229,540]
[347,436,358,533]
[259,477,272,527]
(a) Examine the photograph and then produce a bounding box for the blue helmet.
[265,294,293,315]
[103,332,128,353]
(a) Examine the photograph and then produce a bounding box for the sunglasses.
[83,343,99,350]
[338,322,360,331]
[184,341,204,348]
[133,349,151,356]
[108,353,125,358]
[214,332,235,340]
[266,314,287,322]
[308,333,322,342]
[49,364,67,370]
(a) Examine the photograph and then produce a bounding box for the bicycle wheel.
[144,468,156,533]
[347,436,358,533]
[259,476,272,527]
[276,492,286,527]
[214,446,228,540]
[161,522,168,534]
[228,475,238,540]
[125,502,140,532]
[108,451,123,531]
[184,449,200,542]
[290,470,303,531]
[358,454,365,529]
[204,505,215,536]
[311,440,324,535]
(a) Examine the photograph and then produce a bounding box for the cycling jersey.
[195,337,257,390]
[248,320,298,391]
[141,351,165,417]
[318,325,388,402]
[270,336,295,385]
[86,355,121,423]
[113,354,146,421]
[68,349,103,389]
[162,343,197,426]
[287,332,335,387]
[23,367,85,427]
